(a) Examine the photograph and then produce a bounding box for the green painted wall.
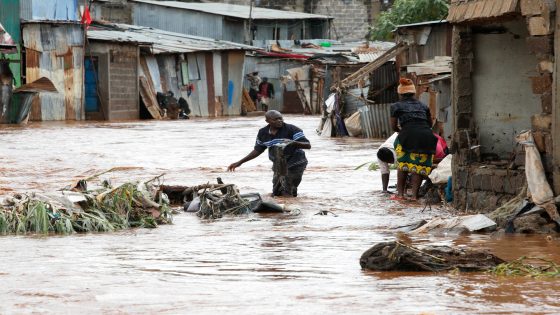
[0,0,22,87]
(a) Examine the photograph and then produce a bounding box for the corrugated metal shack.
[126,0,333,44]
[394,20,453,141]
[23,21,84,121]
[18,0,84,121]
[243,40,393,116]
[329,41,401,139]
[86,23,255,120]
[446,0,560,213]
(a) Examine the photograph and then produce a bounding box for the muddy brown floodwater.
[1,115,560,314]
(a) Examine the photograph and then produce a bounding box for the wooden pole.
[552,7,560,194]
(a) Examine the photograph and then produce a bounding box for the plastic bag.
[428,154,452,184]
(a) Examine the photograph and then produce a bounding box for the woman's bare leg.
[410,174,423,200]
[397,170,407,197]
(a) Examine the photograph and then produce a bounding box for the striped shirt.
[254,123,309,168]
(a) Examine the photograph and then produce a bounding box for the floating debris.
[0,179,173,235]
[360,241,505,272]
[489,256,560,277]
[160,178,297,220]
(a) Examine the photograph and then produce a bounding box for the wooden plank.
[139,76,162,119]
[481,0,497,17]
[338,42,408,89]
[242,88,256,112]
[552,6,560,194]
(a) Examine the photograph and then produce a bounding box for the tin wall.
[23,23,84,121]
[20,0,79,21]
[223,50,244,116]
[132,2,224,40]
[358,103,392,139]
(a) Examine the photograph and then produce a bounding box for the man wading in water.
[227,110,311,197]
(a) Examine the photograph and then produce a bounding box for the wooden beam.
[337,42,408,89]
[552,7,560,194]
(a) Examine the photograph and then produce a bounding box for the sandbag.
[344,111,362,137]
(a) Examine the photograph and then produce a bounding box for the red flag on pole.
[81,7,92,28]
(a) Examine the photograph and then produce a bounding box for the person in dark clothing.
[227,110,311,197]
[390,78,438,201]
[258,77,274,111]
[246,71,261,109]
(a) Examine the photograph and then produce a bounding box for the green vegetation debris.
[489,256,560,277]
[0,180,173,235]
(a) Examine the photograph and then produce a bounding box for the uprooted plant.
[0,179,173,235]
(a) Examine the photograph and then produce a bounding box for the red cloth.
[81,7,92,28]
[434,133,448,160]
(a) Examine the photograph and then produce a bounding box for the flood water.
[1,115,560,314]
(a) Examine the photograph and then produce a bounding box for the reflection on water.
[1,116,560,314]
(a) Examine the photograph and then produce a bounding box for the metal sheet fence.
[358,103,392,139]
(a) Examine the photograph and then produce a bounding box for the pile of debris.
[160,178,289,220]
[0,178,173,235]
[360,240,505,272]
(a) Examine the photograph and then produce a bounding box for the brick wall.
[109,47,138,120]
[451,7,556,212]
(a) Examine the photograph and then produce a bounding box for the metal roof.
[87,23,257,53]
[395,20,448,29]
[447,0,519,23]
[130,0,332,20]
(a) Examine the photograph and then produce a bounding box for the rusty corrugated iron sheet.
[88,23,255,54]
[359,103,393,139]
[23,23,83,121]
[13,77,57,92]
[447,0,519,23]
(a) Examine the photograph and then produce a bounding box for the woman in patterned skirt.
[390,78,438,201]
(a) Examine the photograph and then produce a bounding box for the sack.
[429,154,452,184]
[344,111,362,137]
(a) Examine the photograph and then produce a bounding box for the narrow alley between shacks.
[1,115,560,314]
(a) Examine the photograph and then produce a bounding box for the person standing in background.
[258,77,274,112]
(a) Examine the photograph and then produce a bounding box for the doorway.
[84,57,100,114]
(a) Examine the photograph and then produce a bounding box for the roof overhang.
[447,0,520,23]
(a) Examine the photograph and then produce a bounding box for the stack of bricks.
[522,0,556,175]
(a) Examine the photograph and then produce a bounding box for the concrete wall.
[472,20,540,158]
[90,43,139,120]
[91,0,132,24]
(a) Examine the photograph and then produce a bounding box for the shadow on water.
[1,116,560,314]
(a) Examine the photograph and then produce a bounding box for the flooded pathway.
[1,115,560,314]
